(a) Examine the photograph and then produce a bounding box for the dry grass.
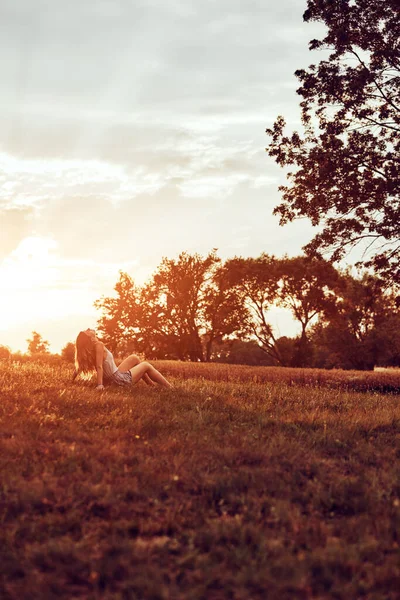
[154,360,400,394]
[0,359,400,599]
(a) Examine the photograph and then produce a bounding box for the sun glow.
[1,236,59,291]
[0,236,91,335]
[0,235,143,352]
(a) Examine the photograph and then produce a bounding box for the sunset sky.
[0,0,327,353]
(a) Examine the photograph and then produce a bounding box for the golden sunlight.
[0,237,66,331]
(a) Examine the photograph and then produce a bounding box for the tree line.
[0,332,76,365]
[94,251,400,371]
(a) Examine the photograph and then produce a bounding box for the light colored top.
[103,347,118,379]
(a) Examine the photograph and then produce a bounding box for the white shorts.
[108,369,133,387]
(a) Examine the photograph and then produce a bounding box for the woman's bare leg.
[118,353,141,371]
[118,354,154,386]
[142,374,156,386]
[129,362,172,388]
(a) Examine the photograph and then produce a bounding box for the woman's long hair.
[75,331,96,373]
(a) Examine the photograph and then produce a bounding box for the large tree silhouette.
[311,272,394,369]
[95,272,141,354]
[224,255,283,364]
[277,256,340,366]
[266,0,399,285]
[225,254,341,366]
[95,252,244,361]
[138,252,218,361]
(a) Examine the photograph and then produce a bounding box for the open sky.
[0,0,326,353]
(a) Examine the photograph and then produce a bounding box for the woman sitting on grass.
[73,328,172,391]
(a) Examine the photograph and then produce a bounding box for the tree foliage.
[26,331,50,355]
[277,256,340,366]
[0,345,11,360]
[212,338,276,366]
[95,252,245,361]
[278,256,340,335]
[266,0,400,285]
[224,255,283,363]
[139,251,218,361]
[61,342,75,364]
[95,249,400,369]
[311,272,396,369]
[201,263,247,361]
[224,254,341,366]
[95,272,142,354]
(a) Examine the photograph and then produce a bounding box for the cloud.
[0,0,324,161]
[0,205,34,260]
[0,0,327,352]
[0,110,300,266]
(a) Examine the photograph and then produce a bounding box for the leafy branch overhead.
[266,0,400,284]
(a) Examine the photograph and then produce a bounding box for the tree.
[138,251,245,361]
[212,338,276,366]
[0,345,11,360]
[374,309,400,367]
[266,0,400,285]
[311,271,391,369]
[202,264,247,361]
[141,252,220,361]
[224,255,284,364]
[27,331,50,355]
[274,336,298,368]
[95,252,244,361]
[61,342,75,364]
[277,256,340,366]
[95,272,142,354]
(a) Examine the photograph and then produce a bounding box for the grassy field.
[1,360,400,599]
[154,360,400,394]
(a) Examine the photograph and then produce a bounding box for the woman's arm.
[95,342,105,390]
